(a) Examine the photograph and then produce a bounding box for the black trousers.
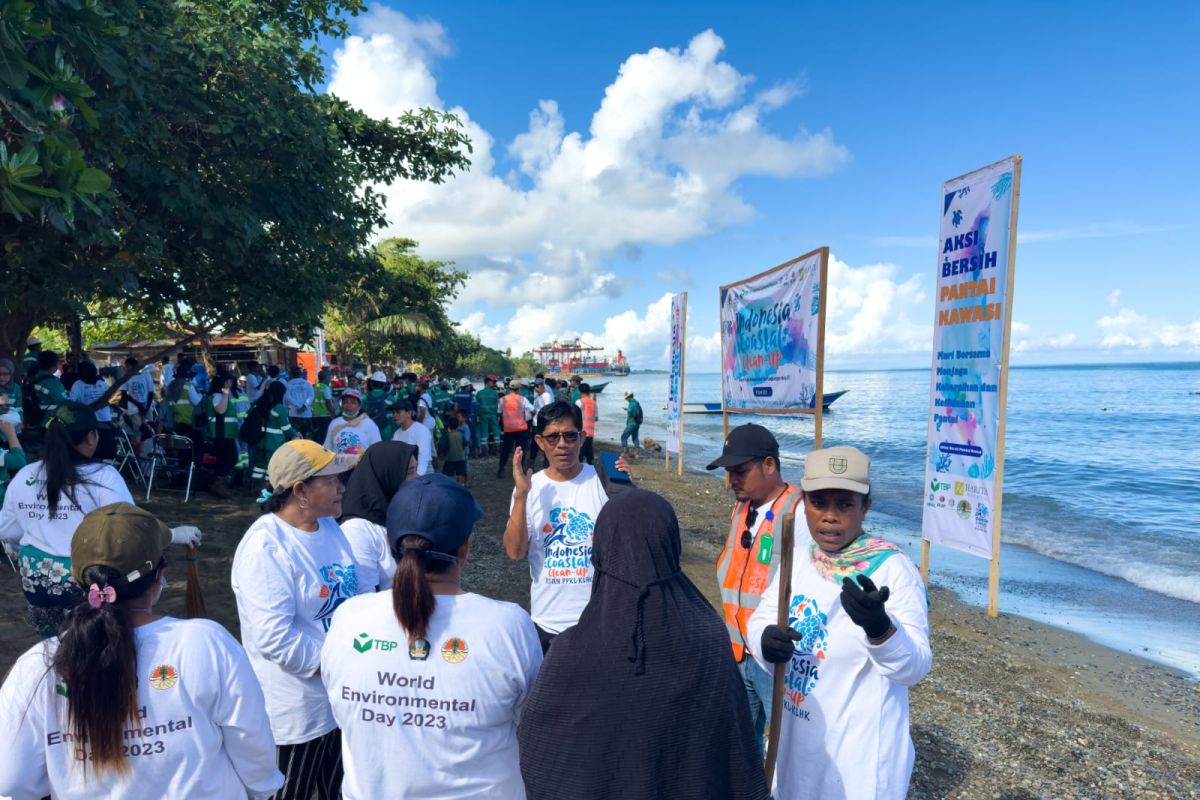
[275,728,343,800]
[535,624,557,655]
[497,429,529,477]
[580,436,595,465]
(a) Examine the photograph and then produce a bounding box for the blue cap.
[385,474,482,559]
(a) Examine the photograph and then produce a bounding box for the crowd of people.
[0,335,931,799]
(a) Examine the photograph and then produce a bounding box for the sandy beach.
[2,441,1196,799]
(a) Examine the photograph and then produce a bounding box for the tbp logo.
[354,632,398,654]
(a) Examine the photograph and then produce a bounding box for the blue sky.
[320,1,1199,370]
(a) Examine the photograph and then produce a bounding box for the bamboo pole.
[987,155,1022,618]
[763,511,796,789]
[814,249,829,451]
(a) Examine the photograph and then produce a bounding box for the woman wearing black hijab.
[338,441,418,591]
[518,489,769,800]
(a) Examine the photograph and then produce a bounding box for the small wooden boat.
[589,381,611,394]
[683,390,848,414]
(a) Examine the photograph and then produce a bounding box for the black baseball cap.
[385,474,483,560]
[705,423,780,470]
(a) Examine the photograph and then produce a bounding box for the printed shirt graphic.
[0,618,282,799]
[746,543,932,800]
[514,464,608,634]
[0,461,133,556]
[321,592,542,800]
[231,514,361,744]
[325,415,382,455]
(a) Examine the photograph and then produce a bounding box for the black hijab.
[339,441,417,526]
[518,489,769,800]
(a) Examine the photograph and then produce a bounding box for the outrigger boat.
[682,390,848,414]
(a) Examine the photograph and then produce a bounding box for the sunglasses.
[539,431,581,445]
[740,507,760,549]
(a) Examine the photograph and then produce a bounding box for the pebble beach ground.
[2,441,1195,799]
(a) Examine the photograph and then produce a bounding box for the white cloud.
[1010,320,1079,353]
[328,16,849,313]
[1107,289,1121,310]
[823,257,928,357]
[1097,307,1200,349]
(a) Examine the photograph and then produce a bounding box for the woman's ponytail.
[390,535,449,642]
[51,563,159,776]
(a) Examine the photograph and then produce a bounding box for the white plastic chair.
[145,433,195,503]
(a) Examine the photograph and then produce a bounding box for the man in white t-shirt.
[416,379,437,434]
[503,399,631,652]
[390,400,433,476]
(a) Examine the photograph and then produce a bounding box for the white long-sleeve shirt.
[231,514,360,745]
[284,378,315,418]
[747,543,931,800]
[0,617,283,799]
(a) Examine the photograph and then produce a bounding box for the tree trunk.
[0,308,38,366]
[67,314,84,361]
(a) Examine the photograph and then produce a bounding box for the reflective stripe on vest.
[205,396,240,439]
[714,484,804,661]
[501,394,528,433]
[580,396,598,437]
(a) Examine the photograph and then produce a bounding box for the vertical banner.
[720,248,828,416]
[922,156,1022,579]
[665,292,687,459]
[313,327,327,374]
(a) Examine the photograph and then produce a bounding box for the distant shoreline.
[626,360,1200,376]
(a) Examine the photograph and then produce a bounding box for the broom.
[185,545,207,619]
[763,511,796,792]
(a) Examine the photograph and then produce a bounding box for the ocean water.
[590,363,1200,677]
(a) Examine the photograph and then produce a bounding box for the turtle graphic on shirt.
[784,594,828,710]
[542,506,594,549]
[315,563,360,631]
[332,429,366,455]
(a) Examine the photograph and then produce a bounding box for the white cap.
[370,371,387,383]
[801,446,870,494]
[459,377,472,388]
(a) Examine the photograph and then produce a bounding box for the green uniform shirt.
[204,394,240,440]
[475,387,500,417]
[626,399,642,425]
[0,430,27,508]
[32,370,67,412]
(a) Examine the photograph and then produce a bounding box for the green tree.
[0,0,471,358]
[325,237,467,368]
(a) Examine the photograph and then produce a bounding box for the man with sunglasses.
[708,423,804,756]
[503,400,630,653]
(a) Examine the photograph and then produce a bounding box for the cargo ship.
[533,338,631,377]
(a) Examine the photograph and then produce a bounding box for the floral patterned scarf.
[810,532,903,584]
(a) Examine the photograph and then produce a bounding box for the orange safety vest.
[580,395,598,437]
[715,484,804,662]
[501,393,529,433]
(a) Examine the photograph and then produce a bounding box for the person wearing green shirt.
[251,381,298,481]
[29,351,68,421]
[0,418,26,509]
[312,369,335,444]
[621,390,643,459]
[475,375,501,456]
[21,337,40,380]
[568,375,582,404]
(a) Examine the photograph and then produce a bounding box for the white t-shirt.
[321,592,542,800]
[339,517,395,592]
[69,379,112,422]
[533,390,554,412]
[231,514,361,745]
[324,414,382,456]
[747,544,932,800]
[244,373,265,403]
[392,423,433,476]
[284,378,315,418]
[418,392,436,433]
[511,464,609,634]
[124,369,153,406]
[0,617,283,800]
[0,461,133,555]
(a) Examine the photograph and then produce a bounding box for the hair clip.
[255,488,273,504]
[87,584,117,608]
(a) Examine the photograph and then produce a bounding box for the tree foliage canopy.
[0,0,471,357]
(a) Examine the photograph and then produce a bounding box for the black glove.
[760,624,801,663]
[840,575,893,640]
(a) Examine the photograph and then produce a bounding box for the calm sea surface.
[591,363,1200,676]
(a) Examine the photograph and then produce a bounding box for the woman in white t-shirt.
[0,402,183,638]
[67,360,116,460]
[321,474,543,800]
[0,502,282,799]
[338,441,418,591]
[322,389,381,456]
[231,440,360,800]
